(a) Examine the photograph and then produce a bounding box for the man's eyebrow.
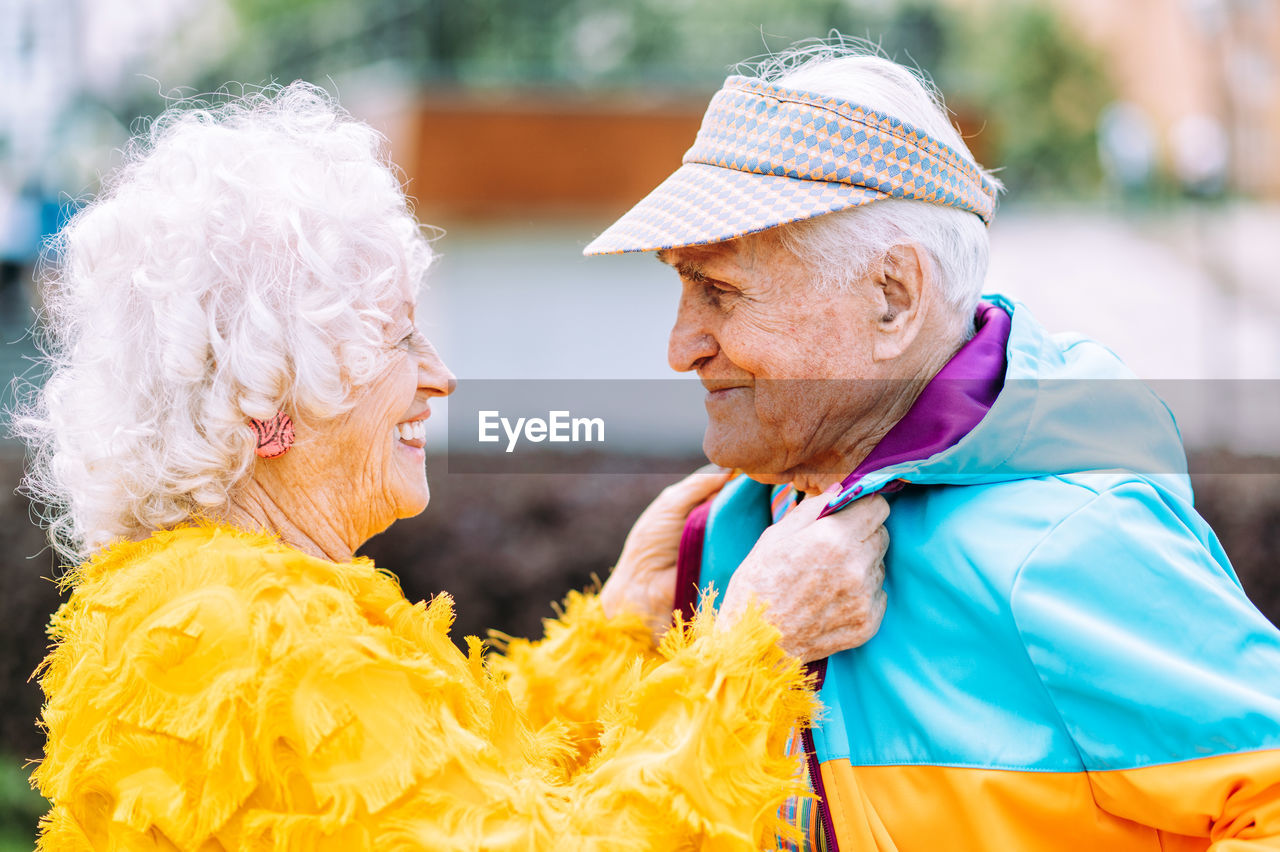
[657,254,708,283]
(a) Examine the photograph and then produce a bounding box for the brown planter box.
[401,91,710,219]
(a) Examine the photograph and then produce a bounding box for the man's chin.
[702,431,778,480]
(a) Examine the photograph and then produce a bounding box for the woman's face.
[303,297,455,540]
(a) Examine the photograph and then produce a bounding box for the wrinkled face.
[662,230,890,482]
[308,297,455,535]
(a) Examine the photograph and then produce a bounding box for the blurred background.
[2,0,1279,844]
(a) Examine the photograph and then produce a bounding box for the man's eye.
[701,274,737,293]
[704,281,735,302]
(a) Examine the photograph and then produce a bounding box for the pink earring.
[250,411,295,459]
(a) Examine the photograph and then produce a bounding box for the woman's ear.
[871,244,929,362]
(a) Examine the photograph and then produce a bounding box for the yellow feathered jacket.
[32,525,816,850]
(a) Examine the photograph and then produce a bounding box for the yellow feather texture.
[32,525,817,850]
[488,589,662,775]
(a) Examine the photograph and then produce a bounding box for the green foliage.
[200,0,873,88]
[0,756,44,850]
[940,2,1112,197]
[183,0,1112,198]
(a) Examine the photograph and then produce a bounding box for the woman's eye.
[393,329,423,351]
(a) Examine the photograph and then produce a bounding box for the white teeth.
[394,420,426,442]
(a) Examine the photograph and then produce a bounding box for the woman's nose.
[417,338,456,397]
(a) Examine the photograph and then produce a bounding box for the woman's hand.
[600,467,733,633]
[719,491,890,663]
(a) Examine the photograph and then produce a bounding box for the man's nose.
[667,292,717,373]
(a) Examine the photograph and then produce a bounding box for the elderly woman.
[18,84,889,850]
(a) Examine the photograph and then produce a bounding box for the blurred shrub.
[145,0,1113,199]
[0,449,62,768]
[0,754,45,851]
[940,2,1113,198]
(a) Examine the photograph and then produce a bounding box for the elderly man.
[585,47,1280,851]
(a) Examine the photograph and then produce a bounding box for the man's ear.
[871,244,929,362]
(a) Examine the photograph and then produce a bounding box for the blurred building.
[399,92,706,221]
[957,0,1280,197]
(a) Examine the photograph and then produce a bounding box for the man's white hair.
[749,42,1002,332]
[15,82,433,561]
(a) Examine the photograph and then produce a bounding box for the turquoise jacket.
[688,295,1280,850]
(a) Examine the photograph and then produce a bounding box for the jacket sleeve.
[1009,480,1280,848]
[415,601,817,852]
[35,552,815,851]
[485,590,665,770]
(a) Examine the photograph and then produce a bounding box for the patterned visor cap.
[583,75,999,255]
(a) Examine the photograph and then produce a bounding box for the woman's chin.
[401,497,429,519]
[389,444,431,518]
[396,481,431,519]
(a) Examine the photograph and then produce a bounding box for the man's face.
[662,229,891,483]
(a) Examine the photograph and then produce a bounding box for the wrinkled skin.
[719,488,890,662]
[661,229,963,495]
[599,468,731,635]
[602,468,890,663]
[603,228,967,659]
[228,295,456,561]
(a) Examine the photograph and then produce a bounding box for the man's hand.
[600,467,733,634]
[719,491,890,662]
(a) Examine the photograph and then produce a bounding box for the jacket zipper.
[803,658,839,852]
[806,478,903,849]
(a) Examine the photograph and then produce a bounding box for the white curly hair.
[16,82,434,561]
[746,39,1003,335]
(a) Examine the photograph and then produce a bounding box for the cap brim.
[583,163,886,255]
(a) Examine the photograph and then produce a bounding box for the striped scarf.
[771,484,828,852]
